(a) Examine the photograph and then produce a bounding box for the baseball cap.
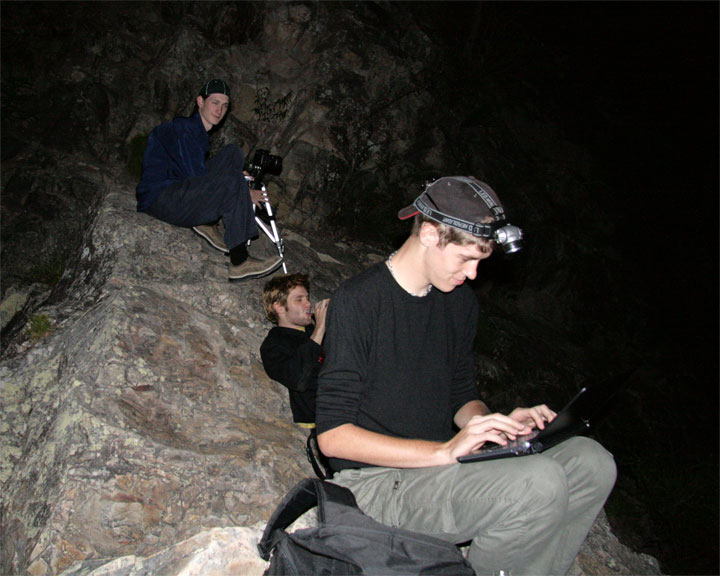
[398,176,507,238]
[199,78,230,98]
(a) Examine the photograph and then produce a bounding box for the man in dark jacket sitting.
[135,78,282,281]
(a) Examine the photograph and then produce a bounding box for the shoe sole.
[228,258,284,282]
[193,227,229,254]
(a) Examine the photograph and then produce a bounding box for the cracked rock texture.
[0,162,660,576]
[0,167,376,575]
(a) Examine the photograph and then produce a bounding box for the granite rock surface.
[1,168,660,575]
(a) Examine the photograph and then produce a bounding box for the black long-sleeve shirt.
[260,326,323,424]
[316,262,480,472]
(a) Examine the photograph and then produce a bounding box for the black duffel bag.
[258,477,475,575]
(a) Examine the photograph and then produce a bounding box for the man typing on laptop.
[316,177,616,576]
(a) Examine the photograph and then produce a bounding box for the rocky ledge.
[0,163,661,576]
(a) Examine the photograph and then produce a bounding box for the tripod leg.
[262,201,287,273]
[251,192,287,274]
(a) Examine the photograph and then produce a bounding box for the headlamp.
[414,195,524,254]
[492,222,524,254]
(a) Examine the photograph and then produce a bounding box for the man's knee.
[569,436,617,496]
[207,144,245,175]
[519,456,570,516]
[465,457,570,527]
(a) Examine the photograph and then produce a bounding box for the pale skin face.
[422,232,492,293]
[273,285,330,344]
[196,93,229,131]
[274,286,313,330]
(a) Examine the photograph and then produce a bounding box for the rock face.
[0,166,377,575]
[2,1,442,288]
[58,514,660,576]
[1,176,657,576]
[1,166,660,576]
[1,0,445,340]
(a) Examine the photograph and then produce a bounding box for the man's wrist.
[310,326,325,344]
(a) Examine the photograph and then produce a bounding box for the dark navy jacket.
[136,112,209,212]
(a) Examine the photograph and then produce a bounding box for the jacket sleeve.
[261,330,323,393]
[175,126,207,178]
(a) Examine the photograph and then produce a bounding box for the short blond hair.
[262,273,310,324]
[412,214,495,254]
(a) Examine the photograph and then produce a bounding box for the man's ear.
[272,301,286,318]
[419,222,440,248]
[196,95,204,108]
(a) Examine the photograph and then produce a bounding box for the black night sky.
[519,2,718,389]
[419,2,718,353]
[520,2,719,571]
[532,3,718,358]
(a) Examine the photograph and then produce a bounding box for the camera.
[243,148,287,271]
[246,149,283,189]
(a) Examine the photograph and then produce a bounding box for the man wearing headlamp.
[316,176,616,575]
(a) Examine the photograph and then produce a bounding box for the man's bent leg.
[145,177,224,228]
[544,436,617,574]
[204,145,258,250]
[146,145,257,249]
[333,455,570,576]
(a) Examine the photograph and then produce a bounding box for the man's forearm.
[318,402,525,469]
[317,423,453,468]
[454,399,491,429]
[310,325,325,345]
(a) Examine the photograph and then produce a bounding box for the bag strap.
[305,429,328,479]
[257,478,358,560]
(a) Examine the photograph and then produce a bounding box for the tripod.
[252,183,287,274]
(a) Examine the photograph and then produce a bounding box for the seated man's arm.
[318,423,451,468]
[317,345,527,469]
[318,407,529,468]
[261,331,322,392]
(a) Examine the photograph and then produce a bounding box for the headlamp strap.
[415,176,509,239]
[454,176,506,220]
[414,196,504,238]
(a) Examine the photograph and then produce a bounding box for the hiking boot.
[228,255,283,281]
[193,224,228,253]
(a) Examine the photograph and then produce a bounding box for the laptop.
[457,371,628,464]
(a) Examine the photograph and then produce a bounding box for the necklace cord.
[387,251,432,297]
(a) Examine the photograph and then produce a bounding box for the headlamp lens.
[501,240,523,254]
